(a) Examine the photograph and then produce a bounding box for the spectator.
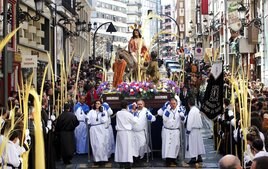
[251,156,268,169]
[218,154,242,169]
[251,139,268,159]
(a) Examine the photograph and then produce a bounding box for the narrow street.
[56,127,221,169]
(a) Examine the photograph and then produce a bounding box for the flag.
[201,61,223,119]
[201,0,209,15]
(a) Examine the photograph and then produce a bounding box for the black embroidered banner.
[201,62,223,119]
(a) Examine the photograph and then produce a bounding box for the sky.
[161,0,173,5]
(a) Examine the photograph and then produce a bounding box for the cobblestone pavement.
[56,127,222,169]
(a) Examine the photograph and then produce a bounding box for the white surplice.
[132,107,156,158]
[105,107,115,157]
[159,105,182,159]
[114,109,138,163]
[1,140,21,169]
[185,106,205,158]
[87,109,109,162]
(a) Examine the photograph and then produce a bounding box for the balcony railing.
[61,0,76,15]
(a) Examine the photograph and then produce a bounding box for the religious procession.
[1,0,268,169]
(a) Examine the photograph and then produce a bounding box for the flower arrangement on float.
[97,80,180,99]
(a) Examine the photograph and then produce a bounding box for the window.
[179,9,184,16]
[179,2,184,8]
[179,24,184,31]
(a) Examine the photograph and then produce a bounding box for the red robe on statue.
[112,59,127,88]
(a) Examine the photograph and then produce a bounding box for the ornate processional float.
[98,15,182,109]
[98,80,180,109]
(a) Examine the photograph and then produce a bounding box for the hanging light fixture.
[237,3,247,21]
[35,0,44,13]
[203,18,208,27]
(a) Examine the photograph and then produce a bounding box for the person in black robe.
[42,87,57,169]
[55,102,79,164]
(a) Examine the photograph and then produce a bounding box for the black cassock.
[55,111,79,163]
[28,115,50,169]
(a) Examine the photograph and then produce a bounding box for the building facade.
[0,0,94,106]
[92,0,128,58]
[160,1,178,57]
[261,0,268,85]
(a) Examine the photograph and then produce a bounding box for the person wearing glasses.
[86,100,108,166]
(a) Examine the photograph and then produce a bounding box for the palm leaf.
[0,27,21,52]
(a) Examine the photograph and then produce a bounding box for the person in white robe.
[185,97,205,164]
[115,100,139,169]
[74,95,90,154]
[251,139,268,160]
[158,98,186,166]
[1,130,21,169]
[131,99,156,160]
[0,107,9,127]
[102,102,115,158]
[86,100,109,163]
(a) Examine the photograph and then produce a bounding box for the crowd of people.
[213,78,268,169]
[0,73,207,169]
[2,26,268,169]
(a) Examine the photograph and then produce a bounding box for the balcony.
[127,1,142,7]
[127,10,142,16]
[57,0,76,15]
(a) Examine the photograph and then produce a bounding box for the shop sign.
[21,55,37,68]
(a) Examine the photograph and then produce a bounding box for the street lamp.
[237,3,247,22]
[92,22,117,61]
[17,0,44,22]
[75,19,96,33]
[1,0,44,108]
[1,0,44,22]
[147,10,181,47]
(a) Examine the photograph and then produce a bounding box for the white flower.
[139,88,143,92]
[150,89,154,92]
[130,89,134,92]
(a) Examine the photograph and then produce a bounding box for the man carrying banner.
[200,61,224,153]
[200,61,224,120]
